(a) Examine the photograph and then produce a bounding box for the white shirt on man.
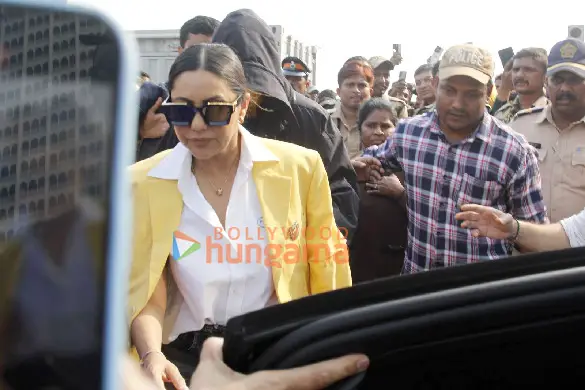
[560,207,585,248]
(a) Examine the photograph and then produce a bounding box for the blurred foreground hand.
[123,337,369,390]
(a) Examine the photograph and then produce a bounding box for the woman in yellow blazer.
[128,43,351,388]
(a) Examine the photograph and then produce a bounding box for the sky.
[70,0,583,90]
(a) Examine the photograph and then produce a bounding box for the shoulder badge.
[513,106,545,120]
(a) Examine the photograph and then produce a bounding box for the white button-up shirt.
[147,127,280,342]
[560,207,585,248]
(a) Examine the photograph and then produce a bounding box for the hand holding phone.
[498,47,515,68]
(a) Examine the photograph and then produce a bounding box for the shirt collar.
[428,108,491,144]
[541,103,585,126]
[533,95,549,108]
[507,94,545,108]
[330,101,357,130]
[147,125,279,180]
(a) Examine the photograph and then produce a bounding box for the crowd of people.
[130,8,585,389]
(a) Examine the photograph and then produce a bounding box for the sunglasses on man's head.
[160,95,242,127]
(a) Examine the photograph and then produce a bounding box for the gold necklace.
[192,156,239,197]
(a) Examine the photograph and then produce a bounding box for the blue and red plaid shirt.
[363,110,547,274]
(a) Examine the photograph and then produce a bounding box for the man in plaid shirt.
[357,43,548,274]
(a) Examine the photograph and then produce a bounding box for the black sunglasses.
[160,95,242,127]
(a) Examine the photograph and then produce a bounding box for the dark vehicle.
[223,247,585,388]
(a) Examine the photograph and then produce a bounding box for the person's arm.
[130,271,167,359]
[514,220,571,252]
[122,337,370,390]
[507,147,548,224]
[306,151,351,293]
[559,209,585,248]
[397,103,408,119]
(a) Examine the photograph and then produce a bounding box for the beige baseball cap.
[438,44,495,84]
[369,56,393,70]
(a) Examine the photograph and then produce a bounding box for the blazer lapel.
[253,163,291,300]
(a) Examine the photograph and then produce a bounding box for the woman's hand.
[365,175,404,198]
[455,204,516,240]
[351,157,384,182]
[141,351,187,390]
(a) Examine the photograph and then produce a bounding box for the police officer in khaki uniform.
[368,56,409,120]
[282,56,311,95]
[410,62,438,116]
[510,38,585,223]
[493,48,549,123]
[332,59,374,159]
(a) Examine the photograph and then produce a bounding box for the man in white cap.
[307,86,319,101]
[356,43,547,274]
[369,56,408,120]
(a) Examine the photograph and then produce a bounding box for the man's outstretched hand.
[123,337,370,390]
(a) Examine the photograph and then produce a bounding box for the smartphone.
[0,2,136,390]
[398,71,407,81]
[393,44,401,55]
[498,47,515,68]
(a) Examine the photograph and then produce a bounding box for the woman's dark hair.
[168,43,247,96]
[357,98,396,130]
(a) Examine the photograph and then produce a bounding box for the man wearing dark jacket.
[136,15,219,162]
[154,9,360,243]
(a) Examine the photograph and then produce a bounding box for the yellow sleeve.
[127,175,153,324]
[306,151,352,294]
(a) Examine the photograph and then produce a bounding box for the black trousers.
[162,324,226,385]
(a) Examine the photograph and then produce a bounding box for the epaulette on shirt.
[514,106,545,119]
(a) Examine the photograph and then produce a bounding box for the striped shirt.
[363,110,547,273]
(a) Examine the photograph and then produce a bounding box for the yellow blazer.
[127,137,352,328]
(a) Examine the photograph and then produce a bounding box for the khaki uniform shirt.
[414,103,435,116]
[331,103,361,159]
[494,95,548,124]
[381,95,409,120]
[509,104,585,222]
